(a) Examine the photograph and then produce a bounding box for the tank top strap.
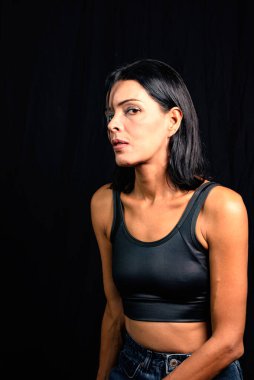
[110,189,123,242]
[177,181,218,227]
[178,181,220,247]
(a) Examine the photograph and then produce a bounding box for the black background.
[0,1,253,379]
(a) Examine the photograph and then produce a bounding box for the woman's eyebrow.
[107,98,142,111]
[117,98,141,106]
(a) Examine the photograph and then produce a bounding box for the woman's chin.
[116,161,133,167]
[115,157,134,167]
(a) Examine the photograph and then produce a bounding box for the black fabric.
[111,182,218,322]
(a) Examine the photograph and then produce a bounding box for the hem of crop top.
[123,299,210,322]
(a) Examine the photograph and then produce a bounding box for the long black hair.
[105,59,209,192]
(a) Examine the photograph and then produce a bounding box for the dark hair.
[105,59,209,192]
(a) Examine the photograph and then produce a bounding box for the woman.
[91,59,248,380]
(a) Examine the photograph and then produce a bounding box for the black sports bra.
[110,181,219,322]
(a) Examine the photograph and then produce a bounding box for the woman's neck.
[133,163,177,203]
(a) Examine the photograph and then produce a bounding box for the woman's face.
[106,80,181,167]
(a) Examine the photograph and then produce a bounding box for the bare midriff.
[125,317,210,353]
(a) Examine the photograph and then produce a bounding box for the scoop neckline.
[118,181,212,247]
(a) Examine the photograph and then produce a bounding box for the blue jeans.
[109,332,243,379]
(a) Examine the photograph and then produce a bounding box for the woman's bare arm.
[91,184,125,380]
[163,186,248,380]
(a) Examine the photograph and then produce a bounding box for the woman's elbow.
[104,301,125,329]
[222,338,244,362]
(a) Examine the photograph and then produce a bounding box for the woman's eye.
[125,107,140,115]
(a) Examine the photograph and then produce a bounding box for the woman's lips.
[113,143,129,152]
[111,138,129,152]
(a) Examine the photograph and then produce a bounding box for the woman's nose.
[107,115,123,132]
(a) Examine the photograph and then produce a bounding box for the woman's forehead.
[108,80,148,109]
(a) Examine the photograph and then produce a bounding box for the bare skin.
[91,80,248,380]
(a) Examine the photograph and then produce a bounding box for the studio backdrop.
[0,1,253,379]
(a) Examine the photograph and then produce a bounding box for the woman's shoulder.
[90,184,114,235]
[90,183,113,211]
[202,183,248,260]
[204,182,247,219]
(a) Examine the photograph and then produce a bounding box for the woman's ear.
[167,107,183,137]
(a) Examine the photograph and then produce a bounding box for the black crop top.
[110,181,219,322]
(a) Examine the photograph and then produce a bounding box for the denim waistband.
[123,331,191,372]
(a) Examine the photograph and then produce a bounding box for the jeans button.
[169,358,179,368]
